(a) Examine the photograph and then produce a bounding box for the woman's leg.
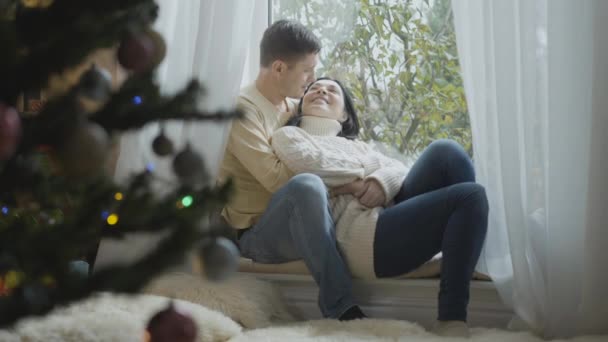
[374,182,489,322]
[395,139,475,203]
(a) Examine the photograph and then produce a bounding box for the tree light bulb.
[107,214,119,225]
[181,195,193,207]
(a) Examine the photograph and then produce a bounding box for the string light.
[146,162,155,173]
[1,207,8,215]
[101,210,110,220]
[4,271,22,289]
[106,214,119,226]
[114,192,124,201]
[133,96,143,105]
[41,275,56,287]
[181,195,193,207]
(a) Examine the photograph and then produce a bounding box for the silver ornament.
[58,121,109,178]
[152,129,174,157]
[172,144,207,186]
[198,237,240,281]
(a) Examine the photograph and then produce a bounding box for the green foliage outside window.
[273,0,471,161]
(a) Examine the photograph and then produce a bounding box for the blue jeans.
[374,139,489,322]
[238,174,355,318]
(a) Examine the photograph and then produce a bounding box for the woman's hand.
[331,179,386,208]
[357,179,386,208]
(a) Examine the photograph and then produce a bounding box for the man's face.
[279,53,319,98]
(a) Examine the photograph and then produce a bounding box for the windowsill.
[240,272,512,329]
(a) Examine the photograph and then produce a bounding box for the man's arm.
[271,126,367,186]
[330,149,407,207]
[226,108,294,193]
[363,152,407,206]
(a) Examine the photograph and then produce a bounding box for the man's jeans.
[238,174,355,318]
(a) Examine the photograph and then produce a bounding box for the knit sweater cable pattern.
[271,116,408,278]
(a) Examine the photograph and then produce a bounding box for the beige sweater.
[271,117,408,279]
[218,84,296,228]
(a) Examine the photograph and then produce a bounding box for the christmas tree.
[0,0,240,331]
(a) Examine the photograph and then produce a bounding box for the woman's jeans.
[374,139,489,322]
[238,174,355,318]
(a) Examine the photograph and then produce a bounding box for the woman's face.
[301,79,346,121]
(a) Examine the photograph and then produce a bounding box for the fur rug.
[0,272,605,342]
[0,272,290,342]
[0,293,241,342]
[144,272,295,328]
[231,319,607,342]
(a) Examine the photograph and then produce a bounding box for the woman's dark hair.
[286,77,360,140]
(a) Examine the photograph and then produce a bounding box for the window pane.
[272,0,472,161]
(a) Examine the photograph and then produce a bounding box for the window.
[271,0,471,162]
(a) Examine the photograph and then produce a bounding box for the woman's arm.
[271,126,368,187]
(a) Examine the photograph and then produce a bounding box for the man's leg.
[239,173,356,318]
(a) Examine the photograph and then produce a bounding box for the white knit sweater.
[271,117,408,279]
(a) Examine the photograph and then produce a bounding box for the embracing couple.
[218,20,488,338]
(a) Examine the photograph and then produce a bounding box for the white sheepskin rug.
[0,272,606,342]
[0,293,241,342]
[0,272,292,342]
[231,319,608,342]
[144,272,295,328]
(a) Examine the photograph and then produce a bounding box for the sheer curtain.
[94,0,254,270]
[452,0,608,338]
[241,0,269,89]
[115,0,254,183]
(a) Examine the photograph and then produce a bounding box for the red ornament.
[118,30,156,72]
[0,278,10,296]
[0,103,22,161]
[146,29,167,68]
[146,302,197,342]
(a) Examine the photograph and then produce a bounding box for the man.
[218,20,365,320]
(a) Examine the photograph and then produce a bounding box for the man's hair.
[260,20,321,67]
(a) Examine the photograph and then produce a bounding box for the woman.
[271,77,488,337]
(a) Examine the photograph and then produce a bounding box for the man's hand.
[357,179,386,208]
[331,179,367,197]
[331,179,386,208]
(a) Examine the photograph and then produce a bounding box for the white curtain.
[241,0,269,89]
[115,0,255,183]
[452,0,608,338]
[95,0,255,270]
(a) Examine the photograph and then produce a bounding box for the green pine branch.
[0,0,158,104]
[0,0,239,329]
[89,73,243,132]
[0,172,234,327]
